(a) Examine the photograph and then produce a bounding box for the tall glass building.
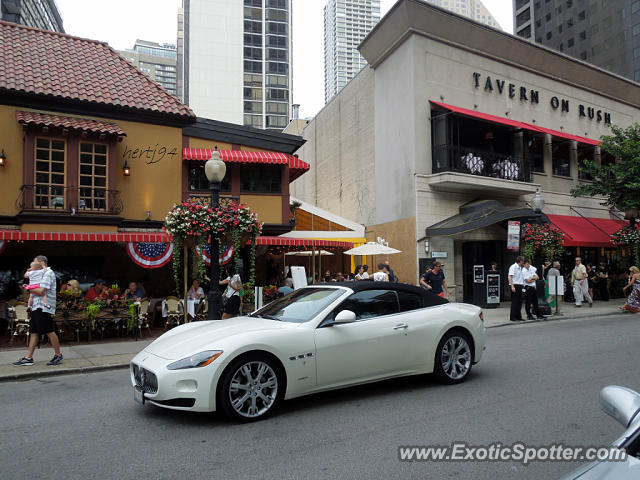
[118,41,177,96]
[0,0,64,32]
[178,0,292,131]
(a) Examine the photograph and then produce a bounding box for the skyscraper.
[324,0,380,104]
[178,0,292,131]
[118,41,177,96]
[0,0,64,32]
[425,0,502,29]
[513,0,640,83]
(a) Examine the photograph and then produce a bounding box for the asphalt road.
[2,314,640,480]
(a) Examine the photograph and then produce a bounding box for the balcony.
[17,185,123,215]
[426,145,539,196]
[187,194,240,207]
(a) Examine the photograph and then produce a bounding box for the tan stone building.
[287,0,640,303]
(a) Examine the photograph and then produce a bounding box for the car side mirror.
[600,385,640,428]
[333,310,356,324]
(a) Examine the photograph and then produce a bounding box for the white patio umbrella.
[343,242,401,256]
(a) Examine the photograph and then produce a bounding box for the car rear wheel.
[218,354,283,421]
[434,332,473,384]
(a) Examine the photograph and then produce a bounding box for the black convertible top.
[312,281,449,308]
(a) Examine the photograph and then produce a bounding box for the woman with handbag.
[620,266,640,313]
[220,265,242,319]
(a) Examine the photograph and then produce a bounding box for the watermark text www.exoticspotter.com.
[398,442,626,465]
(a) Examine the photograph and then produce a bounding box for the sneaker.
[13,357,34,366]
[47,354,63,366]
[589,302,593,308]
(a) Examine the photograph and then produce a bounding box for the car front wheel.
[434,332,473,384]
[218,354,283,421]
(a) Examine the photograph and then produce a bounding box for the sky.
[55,0,513,119]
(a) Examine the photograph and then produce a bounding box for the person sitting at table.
[85,279,107,301]
[68,279,82,294]
[187,279,204,304]
[124,281,145,301]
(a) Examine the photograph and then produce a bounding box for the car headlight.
[167,350,223,370]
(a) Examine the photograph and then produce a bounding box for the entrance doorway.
[462,241,508,304]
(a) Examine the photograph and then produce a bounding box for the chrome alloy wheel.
[440,336,471,380]
[228,361,279,419]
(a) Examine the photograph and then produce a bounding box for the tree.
[571,123,640,225]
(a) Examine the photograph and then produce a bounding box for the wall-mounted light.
[123,160,131,176]
[424,240,429,253]
[145,210,151,221]
[0,149,6,167]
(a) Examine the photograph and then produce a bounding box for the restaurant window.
[79,142,108,211]
[35,138,65,208]
[577,145,595,181]
[601,152,615,168]
[527,135,545,173]
[551,140,571,177]
[188,164,231,192]
[241,165,281,193]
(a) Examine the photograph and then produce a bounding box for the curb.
[0,362,129,382]
[486,310,627,328]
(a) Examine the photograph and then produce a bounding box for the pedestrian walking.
[597,263,610,301]
[571,257,593,307]
[384,260,396,282]
[420,261,450,298]
[13,255,63,366]
[586,263,596,301]
[523,259,544,320]
[373,263,389,282]
[620,266,640,313]
[508,256,525,321]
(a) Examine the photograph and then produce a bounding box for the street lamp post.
[205,147,226,320]
[531,188,552,316]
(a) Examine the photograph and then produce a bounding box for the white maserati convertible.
[130,282,486,421]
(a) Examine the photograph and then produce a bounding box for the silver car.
[559,386,640,479]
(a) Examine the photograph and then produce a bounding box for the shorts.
[437,292,445,298]
[223,295,240,315]
[30,308,55,334]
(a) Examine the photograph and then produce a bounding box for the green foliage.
[571,123,640,213]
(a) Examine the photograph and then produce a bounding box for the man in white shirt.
[523,259,544,320]
[572,257,592,307]
[508,256,525,321]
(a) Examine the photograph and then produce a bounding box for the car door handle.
[393,323,408,330]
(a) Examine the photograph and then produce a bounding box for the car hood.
[144,316,299,360]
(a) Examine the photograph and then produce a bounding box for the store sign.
[472,72,612,125]
[507,221,520,251]
[487,274,500,304]
[474,265,485,283]
[431,251,448,258]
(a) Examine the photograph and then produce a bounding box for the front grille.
[132,363,158,394]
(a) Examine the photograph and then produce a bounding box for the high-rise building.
[324,0,380,104]
[118,40,177,96]
[0,0,64,32]
[513,0,640,83]
[424,0,502,29]
[178,0,292,131]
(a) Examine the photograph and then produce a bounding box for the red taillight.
[479,311,484,322]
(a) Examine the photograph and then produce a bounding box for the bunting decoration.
[195,244,234,266]
[127,242,173,269]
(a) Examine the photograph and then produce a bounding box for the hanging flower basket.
[521,223,564,262]
[612,226,640,263]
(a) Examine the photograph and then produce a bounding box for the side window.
[397,291,423,312]
[336,289,399,321]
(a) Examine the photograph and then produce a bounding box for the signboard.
[474,265,485,283]
[548,275,565,295]
[507,221,520,251]
[431,251,448,258]
[291,266,308,290]
[487,274,500,304]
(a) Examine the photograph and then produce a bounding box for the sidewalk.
[0,298,629,382]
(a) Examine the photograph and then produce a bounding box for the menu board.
[487,274,500,304]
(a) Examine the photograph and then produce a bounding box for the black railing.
[187,194,240,207]
[17,185,123,214]
[432,145,532,183]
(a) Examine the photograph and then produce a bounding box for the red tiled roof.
[0,21,194,119]
[16,110,126,137]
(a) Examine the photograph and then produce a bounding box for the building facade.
[118,40,177,96]
[289,0,640,302]
[514,0,640,83]
[324,0,381,104]
[178,0,292,131]
[0,0,63,32]
[425,0,502,29]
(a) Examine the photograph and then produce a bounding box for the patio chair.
[11,305,30,344]
[137,299,151,337]
[164,298,181,330]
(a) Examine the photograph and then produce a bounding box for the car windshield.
[251,287,344,323]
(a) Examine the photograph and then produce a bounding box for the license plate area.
[134,385,145,405]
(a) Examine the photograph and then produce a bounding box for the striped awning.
[183,148,310,182]
[0,230,351,248]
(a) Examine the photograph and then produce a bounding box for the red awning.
[431,101,600,146]
[546,215,626,247]
[183,148,310,182]
[0,230,352,248]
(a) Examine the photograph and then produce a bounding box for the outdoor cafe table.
[54,305,138,343]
